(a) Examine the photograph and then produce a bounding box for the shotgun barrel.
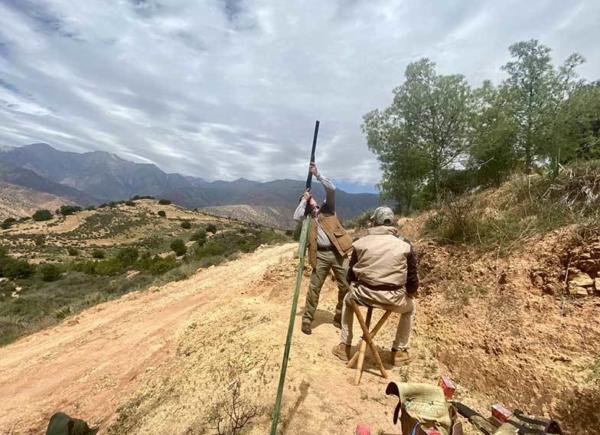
[305,120,320,189]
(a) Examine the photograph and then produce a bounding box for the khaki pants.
[303,249,350,324]
[340,283,415,350]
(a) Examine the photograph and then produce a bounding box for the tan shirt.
[350,226,415,289]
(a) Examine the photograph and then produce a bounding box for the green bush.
[158,210,166,218]
[170,239,187,256]
[92,249,105,259]
[198,255,227,268]
[190,228,207,245]
[194,238,227,257]
[137,255,178,275]
[345,209,375,229]
[1,217,16,229]
[0,250,34,279]
[115,247,139,266]
[206,223,217,234]
[34,236,45,247]
[158,199,172,205]
[125,201,136,206]
[67,247,79,256]
[181,221,192,229]
[40,264,62,282]
[59,205,82,216]
[32,209,52,221]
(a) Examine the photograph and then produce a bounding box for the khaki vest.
[351,226,412,288]
[307,214,352,268]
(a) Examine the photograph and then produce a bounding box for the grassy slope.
[0,199,289,345]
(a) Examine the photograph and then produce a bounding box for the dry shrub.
[206,380,258,435]
[423,161,600,252]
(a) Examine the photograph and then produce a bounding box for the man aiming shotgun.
[293,162,353,334]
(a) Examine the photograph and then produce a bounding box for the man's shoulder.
[397,235,413,245]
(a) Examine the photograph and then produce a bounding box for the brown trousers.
[302,249,349,323]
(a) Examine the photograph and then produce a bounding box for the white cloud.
[0,0,598,190]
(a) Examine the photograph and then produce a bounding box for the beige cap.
[370,206,395,225]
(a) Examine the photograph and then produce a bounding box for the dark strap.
[317,245,333,251]
[358,280,402,291]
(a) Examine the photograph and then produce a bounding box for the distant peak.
[87,150,125,161]
[26,143,55,150]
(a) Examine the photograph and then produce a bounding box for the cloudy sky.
[0,0,598,192]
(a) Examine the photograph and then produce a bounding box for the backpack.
[45,412,99,435]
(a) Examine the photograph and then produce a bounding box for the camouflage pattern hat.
[370,206,395,226]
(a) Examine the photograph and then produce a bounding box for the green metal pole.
[270,216,312,435]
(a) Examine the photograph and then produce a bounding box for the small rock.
[569,272,594,287]
[595,278,600,295]
[570,285,589,298]
[543,282,562,295]
[126,270,141,280]
[0,277,8,284]
[531,274,544,288]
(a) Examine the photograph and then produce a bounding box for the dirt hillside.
[1,226,599,434]
[0,182,76,220]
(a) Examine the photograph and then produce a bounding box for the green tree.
[32,209,52,221]
[190,228,207,245]
[501,40,584,173]
[181,221,192,229]
[363,58,473,208]
[469,81,519,186]
[1,217,16,230]
[554,82,600,161]
[170,239,187,256]
[59,205,82,216]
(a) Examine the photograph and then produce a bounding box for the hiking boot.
[391,348,410,366]
[332,315,341,329]
[301,321,312,335]
[332,343,352,362]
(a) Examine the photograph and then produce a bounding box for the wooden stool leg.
[353,307,372,385]
[347,310,392,368]
[350,300,388,379]
[348,308,372,368]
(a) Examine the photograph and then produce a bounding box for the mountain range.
[0,143,381,228]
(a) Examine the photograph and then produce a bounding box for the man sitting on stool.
[332,206,419,364]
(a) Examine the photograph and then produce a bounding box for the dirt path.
[0,243,296,434]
